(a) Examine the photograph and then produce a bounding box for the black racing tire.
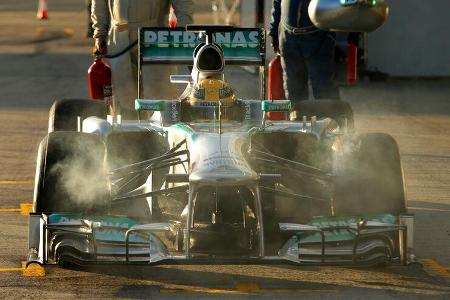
[333,133,406,216]
[292,100,354,129]
[250,131,331,222]
[33,132,109,214]
[48,99,106,132]
[105,131,169,172]
[250,131,319,164]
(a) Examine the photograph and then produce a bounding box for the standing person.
[269,0,339,107]
[86,0,94,38]
[91,0,194,115]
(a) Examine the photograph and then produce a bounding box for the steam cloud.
[49,135,109,211]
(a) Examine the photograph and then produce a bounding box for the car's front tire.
[33,131,109,214]
[333,133,406,216]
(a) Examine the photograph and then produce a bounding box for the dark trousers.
[279,28,339,105]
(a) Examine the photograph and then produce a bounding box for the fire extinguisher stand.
[347,32,361,84]
[347,42,358,84]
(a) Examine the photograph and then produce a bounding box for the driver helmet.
[190,79,235,105]
[188,79,236,121]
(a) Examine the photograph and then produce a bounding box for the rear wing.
[139,27,265,65]
[137,27,266,99]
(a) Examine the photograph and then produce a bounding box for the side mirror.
[261,100,291,127]
[135,99,167,112]
[308,0,389,32]
[261,100,291,113]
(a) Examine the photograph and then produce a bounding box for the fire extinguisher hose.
[103,40,138,59]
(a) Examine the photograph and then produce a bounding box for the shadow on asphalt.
[50,262,448,298]
[408,200,450,212]
[343,78,450,116]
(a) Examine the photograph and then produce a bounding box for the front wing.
[27,212,414,267]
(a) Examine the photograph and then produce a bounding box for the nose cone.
[188,133,257,185]
[190,164,258,185]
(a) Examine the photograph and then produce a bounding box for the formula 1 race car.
[28,24,414,268]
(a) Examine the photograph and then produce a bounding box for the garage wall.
[368,0,450,76]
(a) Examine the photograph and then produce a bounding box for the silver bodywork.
[28,115,414,266]
[28,25,413,268]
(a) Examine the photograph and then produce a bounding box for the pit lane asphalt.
[0,5,449,300]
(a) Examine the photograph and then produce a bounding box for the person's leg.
[304,33,340,100]
[108,28,138,118]
[86,0,94,38]
[279,29,309,105]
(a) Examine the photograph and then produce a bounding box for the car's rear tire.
[333,133,406,216]
[250,132,331,223]
[292,100,354,129]
[33,132,109,214]
[105,131,169,172]
[48,99,106,132]
[105,131,170,219]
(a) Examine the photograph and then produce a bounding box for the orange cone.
[37,0,49,20]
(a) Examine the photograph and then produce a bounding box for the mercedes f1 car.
[28,24,414,268]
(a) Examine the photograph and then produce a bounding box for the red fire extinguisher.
[347,33,358,84]
[88,52,112,102]
[267,54,286,120]
[347,42,357,84]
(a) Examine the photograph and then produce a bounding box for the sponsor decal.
[48,214,145,242]
[140,28,263,63]
[170,100,180,123]
[243,101,252,121]
[143,30,260,49]
[103,85,113,113]
[103,85,112,97]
